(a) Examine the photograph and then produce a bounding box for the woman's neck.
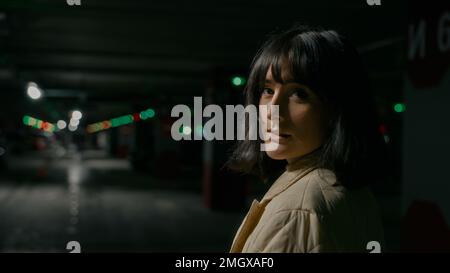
[285,147,322,171]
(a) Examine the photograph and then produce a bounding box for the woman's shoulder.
[268,168,369,216]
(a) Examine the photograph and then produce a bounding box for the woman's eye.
[292,88,309,100]
[261,88,274,95]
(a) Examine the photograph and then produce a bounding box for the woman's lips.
[267,132,292,143]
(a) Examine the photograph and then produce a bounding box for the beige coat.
[229,159,385,253]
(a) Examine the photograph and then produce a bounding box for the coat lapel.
[229,199,266,253]
[229,164,317,253]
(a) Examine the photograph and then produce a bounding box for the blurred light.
[384,135,390,144]
[42,122,50,131]
[87,107,154,134]
[23,115,30,126]
[182,126,192,135]
[0,147,5,157]
[86,124,97,134]
[68,124,77,132]
[36,120,43,129]
[232,76,246,87]
[379,124,387,135]
[70,119,80,127]
[132,113,141,121]
[140,108,155,120]
[111,115,133,127]
[394,103,406,113]
[27,82,42,100]
[71,110,83,120]
[57,120,67,130]
[43,122,55,133]
[87,121,111,134]
[102,121,111,130]
[22,115,55,132]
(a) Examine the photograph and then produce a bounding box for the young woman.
[227,25,386,253]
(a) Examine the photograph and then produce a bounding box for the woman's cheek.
[258,102,271,131]
[297,112,327,149]
[289,108,309,135]
[258,115,268,137]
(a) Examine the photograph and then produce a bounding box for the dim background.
[0,0,448,253]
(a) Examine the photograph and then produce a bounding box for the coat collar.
[229,163,317,253]
[260,165,316,204]
[229,150,320,253]
[260,151,319,204]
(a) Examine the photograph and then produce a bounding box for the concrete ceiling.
[0,0,406,122]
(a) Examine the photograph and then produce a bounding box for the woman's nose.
[267,94,286,125]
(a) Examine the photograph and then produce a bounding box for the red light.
[379,124,387,135]
[102,121,111,130]
[132,113,141,122]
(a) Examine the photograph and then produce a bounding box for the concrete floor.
[0,148,402,253]
[0,150,246,253]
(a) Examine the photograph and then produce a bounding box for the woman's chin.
[265,149,289,160]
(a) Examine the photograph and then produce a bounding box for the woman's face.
[259,66,329,163]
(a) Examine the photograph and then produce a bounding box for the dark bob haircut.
[226,25,387,189]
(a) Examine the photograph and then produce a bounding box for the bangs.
[248,33,312,95]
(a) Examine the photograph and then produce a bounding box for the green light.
[23,115,55,132]
[111,115,133,127]
[232,76,246,87]
[147,108,155,118]
[140,108,155,120]
[394,103,406,113]
[23,115,30,126]
[29,117,37,127]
